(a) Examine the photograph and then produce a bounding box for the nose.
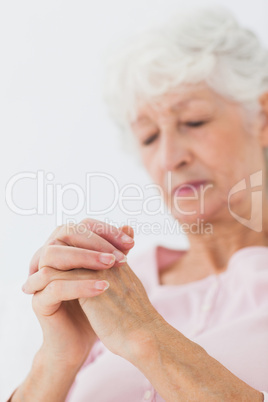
[159,131,192,172]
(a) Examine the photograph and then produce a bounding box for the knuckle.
[80,217,119,238]
[60,233,71,244]
[46,280,59,295]
[46,238,58,246]
[81,218,100,233]
[86,229,94,240]
[81,218,94,228]
[38,246,52,269]
[76,222,89,236]
[56,224,70,243]
[39,266,52,281]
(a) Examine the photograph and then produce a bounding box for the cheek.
[190,130,257,205]
[196,126,248,176]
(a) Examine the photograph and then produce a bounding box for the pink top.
[66,245,268,402]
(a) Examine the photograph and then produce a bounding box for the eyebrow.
[131,116,152,128]
[170,98,193,110]
[132,98,207,128]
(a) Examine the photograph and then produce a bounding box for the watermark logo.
[5,169,263,234]
[64,217,213,237]
[228,170,262,232]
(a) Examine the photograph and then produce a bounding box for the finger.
[23,267,55,294]
[29,246,43,276]
[119,225,134,240]
[118,226,135,257]
[38,245,120,272]
[29,224,77,275]
[29,221,134,276]
[32,279,110,316]
[29,238,67,276]
[55,224,128,262]
[74,218,135,250]
[24,267,95,294]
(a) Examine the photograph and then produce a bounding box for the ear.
[258,92,268,147]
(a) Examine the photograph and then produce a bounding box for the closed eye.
[185,121,206,127]
[142,133,158,146]
[142,121,206,145]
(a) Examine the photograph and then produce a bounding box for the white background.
[1,0,268,284]
[0,0,268,399]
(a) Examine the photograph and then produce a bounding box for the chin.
[170,194,229,226]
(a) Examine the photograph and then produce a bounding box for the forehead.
[131,84,219,127]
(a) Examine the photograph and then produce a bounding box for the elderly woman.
[9,6,268,402]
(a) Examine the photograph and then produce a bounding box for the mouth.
[172,180,209,196]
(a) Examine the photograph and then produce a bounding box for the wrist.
[128,316,204,372]
[37,342,87,371]
[125,314,168,367]
[12,347,83,402]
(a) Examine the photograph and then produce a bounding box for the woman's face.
[131,83,266,224]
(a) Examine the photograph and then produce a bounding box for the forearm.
[10,346,82,402]
[130,319,264,402]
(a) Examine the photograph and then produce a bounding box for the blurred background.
[0,0,268,399]
[1,0,268,284]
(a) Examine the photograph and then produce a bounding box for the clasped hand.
[22,219,161,367]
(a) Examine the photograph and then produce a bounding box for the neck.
[183,200,268,276]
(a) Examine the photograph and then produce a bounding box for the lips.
[172,180,209,196]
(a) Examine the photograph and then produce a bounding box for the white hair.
[103,6,268,156]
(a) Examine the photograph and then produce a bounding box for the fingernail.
[113,250,127,263]
[120,234,134,244]
[99,253,116,265]
[94,280,110,291]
